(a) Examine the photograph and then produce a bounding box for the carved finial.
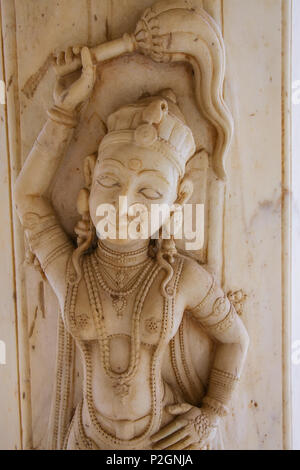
[142,98,168,124]
[227,290,247,316]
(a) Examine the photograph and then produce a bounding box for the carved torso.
[63,252,187,448]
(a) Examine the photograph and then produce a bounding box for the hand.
[53,45,84,77]
[53,47,96,112]
[151,403,219,450]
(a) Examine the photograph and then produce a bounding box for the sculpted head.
[86,89,196,245]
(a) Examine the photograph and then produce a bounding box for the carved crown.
[99,90,196,177]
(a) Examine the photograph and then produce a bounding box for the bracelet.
[190,276,216,314]
[202,396,229,418]
[207,304,236,333]
[206,368,240,405]
[47,105,78,128]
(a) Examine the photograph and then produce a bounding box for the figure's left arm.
[151,262,249,450]
[187,269,250,418]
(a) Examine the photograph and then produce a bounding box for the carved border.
[0,0,22,450]
[281,0,292,451]
[0,0,32,450]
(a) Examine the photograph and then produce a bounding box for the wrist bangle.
[202,396,229,418]
[207,368,240,404]
[47,105,78,128]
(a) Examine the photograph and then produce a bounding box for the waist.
[95,411,151,440]
[82,379,179,444]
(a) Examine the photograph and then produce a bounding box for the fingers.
[164,436,195,451]
[56,51,65,67]
[151,419,186,444]
[54,47,73,67]
[81,47,94,70]
[53,45,95,110]
[80,47,96,85]
[65,47,74,65]
[152,428,189,450]
[167,403,193,416]
[73,46,81,55]
[53,46,82,77]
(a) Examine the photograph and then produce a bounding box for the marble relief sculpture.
[14,0,249,450]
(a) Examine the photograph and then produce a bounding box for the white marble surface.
[0,0,294,449]
[0,3,21,450]
[221,0,284,450]
[292,0,300,451]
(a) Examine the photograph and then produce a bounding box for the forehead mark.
[129,159,143,171]
[99,158,170,186]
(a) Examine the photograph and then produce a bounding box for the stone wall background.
[0,0,292,450]
[292,0,300,451]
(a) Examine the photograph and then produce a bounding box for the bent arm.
[185,263,249,416]
[14,47,96,305]
[200,309,249,416]
[15,45,96,221]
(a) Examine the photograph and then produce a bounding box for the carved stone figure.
[14,0,249,450]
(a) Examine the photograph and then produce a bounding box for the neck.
[96,238,151,267]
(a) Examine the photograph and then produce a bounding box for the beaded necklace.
[91,257,154,318]
[84,252,160,398]
[95,243,153,317]
[97,240,149,265]
[64,252,184,449]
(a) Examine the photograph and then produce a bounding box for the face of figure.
[89,143,193,245]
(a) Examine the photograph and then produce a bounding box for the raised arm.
[14,47,96,305]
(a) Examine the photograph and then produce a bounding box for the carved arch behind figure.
[53,11,233,276]
[46,0,233,449]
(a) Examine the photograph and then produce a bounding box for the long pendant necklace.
[83,253,161,399]
[65,253,182,449]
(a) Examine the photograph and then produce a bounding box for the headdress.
[99,89,196,177]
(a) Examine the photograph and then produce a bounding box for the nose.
[116,179,136,207]
[114,183,135,217]
[118,194,128,220]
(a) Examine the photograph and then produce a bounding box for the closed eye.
[138,188,163,200]
[97,176,121,188]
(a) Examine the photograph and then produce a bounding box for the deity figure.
[14,0,249,450]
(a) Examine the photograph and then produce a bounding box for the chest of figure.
[98,282,176,347]
[69,256,185,347]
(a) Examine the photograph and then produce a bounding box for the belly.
[88,339,156,420]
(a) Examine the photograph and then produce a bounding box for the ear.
[176,178,193,205]
[83,153,97,189]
